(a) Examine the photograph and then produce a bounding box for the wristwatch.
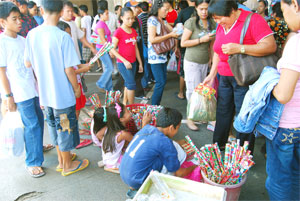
[241,45,245,54]
[5,93,13,98]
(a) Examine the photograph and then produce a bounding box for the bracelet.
[5,93,13,98]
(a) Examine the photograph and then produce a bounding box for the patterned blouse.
[18,14,38,38]
[268,17,290,50]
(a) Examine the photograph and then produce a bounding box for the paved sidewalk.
[0,72,269,201]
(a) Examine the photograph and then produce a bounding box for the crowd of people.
[0,0,299,200]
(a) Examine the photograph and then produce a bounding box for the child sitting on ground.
[119,107,197,199]
[57,21,91,119]
[95,102,151,174]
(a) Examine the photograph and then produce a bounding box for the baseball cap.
[125,0,139,7]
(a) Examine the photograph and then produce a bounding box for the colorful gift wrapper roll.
[213,143,224,173]
[224,143,231,170]
[89,93,101,107]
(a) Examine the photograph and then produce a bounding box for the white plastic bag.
[0,111,24,157]
[167,52,177,72]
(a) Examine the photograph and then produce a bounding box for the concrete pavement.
[0,72,269,201]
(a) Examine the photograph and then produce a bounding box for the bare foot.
[187,119,199,131]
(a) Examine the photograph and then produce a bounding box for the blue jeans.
[141,43,152,88]
[266,127,300,201]
[117,62,137,90]
[45,105,80,152]
[151,63,167,105]
[214,76,255,152]
[16,97,44,167]
[96,52,113,91]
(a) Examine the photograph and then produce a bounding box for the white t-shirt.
[92,12,118,35]
[81,15,92,42]
[25,25,80,109]
[60,18,85,60]
[0,34,38,103]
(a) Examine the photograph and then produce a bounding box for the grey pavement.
[0,72,269,201]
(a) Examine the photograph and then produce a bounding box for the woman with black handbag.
[203,0,277,153]
[148,0,179,105]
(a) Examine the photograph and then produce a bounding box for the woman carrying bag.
[148,0,179,105]
[181,0,216,131]
[203,0,277,153]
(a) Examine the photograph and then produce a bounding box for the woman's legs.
[96,53,114,91]
[151,63,167,105]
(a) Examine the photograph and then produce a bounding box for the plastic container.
[201,171,247,201]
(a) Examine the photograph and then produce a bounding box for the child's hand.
[6,97,16,112]
[142,112,152,127]
[109,51,115,58]
[138,63,143,73]
[124,60,132,69]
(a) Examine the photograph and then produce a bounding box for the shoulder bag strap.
[240,13,253,44]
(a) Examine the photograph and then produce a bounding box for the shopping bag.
[0,111,25,157]
[167,52,177,72]
[187,84,217,122]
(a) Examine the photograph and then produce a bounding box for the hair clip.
[103,106,107,122]
[115,103,122,118]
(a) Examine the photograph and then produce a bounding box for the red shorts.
[76,83,86,111]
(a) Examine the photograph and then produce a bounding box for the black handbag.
[228,13,278,86]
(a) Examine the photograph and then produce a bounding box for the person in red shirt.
[165,0,178,26]
[203,0,276,153]
[112,7,143,105]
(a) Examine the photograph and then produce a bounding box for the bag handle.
[239,13,253,44]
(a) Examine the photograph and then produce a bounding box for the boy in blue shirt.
[0,2,44,178]
[120,107,196,198]
[24,0,88,176]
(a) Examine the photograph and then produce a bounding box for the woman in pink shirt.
[203,0,276,153]
[112,7,143,105]
[265,0,300,200]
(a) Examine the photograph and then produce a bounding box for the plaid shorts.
[82,47,92,62]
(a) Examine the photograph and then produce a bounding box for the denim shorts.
[117,62,137,90]
[45,105,80,152]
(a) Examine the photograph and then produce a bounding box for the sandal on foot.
[76,139,93,149]
[43,144,55,152]
[61,159,89,176]
[187,120,199,131]
[26,166,45,178]
[104,166,120,174]
[56,153,77,172]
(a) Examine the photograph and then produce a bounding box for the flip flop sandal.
[43,144,55,152]
[174,92,186,100]
[104,166,120,174]
[56,153,77,172]
[26,166,46,178]
[61,159,89,176]
[76,139,93,149]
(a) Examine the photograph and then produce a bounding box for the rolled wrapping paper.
[213,143,224,173]
[89,93,101,107]
[224,143,231,169]
[89,42,113,65]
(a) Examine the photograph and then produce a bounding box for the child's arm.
[65,67,81,98]
[135,44,143,73]
[0,68,16,112]
[142,112,152,128]
[174,165,197,177]
[117,130,133,143]
[75,63,92,74]
[111,37,132,69]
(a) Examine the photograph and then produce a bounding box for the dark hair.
[195,0,213,30]
[156,107,183,128]
[27,1,36,9]
[98,0,108,15]
[149,0,168,17]
[137,2,149,12]
[282,0,300,5]
[93,107,107,135]
[167,0,174,8]
[258,0,268,16]
[208,0,238,17]
[272,2,283,18]
[73,6,80,15]
[63,1,73,9]
[102,103,126,154]
[41,0,63,14]
[17,0,28,6]
[79,5,88,13]
[178,0,188,10]
[0,2,20,20]
[115,5,122,12]
[57,21,70,31]
[119,7,133,24]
